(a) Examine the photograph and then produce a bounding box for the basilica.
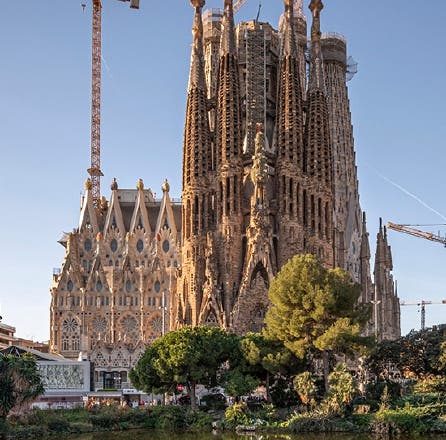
[49,0,400,388]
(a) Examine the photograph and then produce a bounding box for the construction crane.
[83,0,139,207]
[234,0,247,14]
[400,300,446,331]
[387,222,446,247]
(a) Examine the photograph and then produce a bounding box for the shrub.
[414,376,446,394]
[293,372,317,409]
[323,364,356,415]
[46,416,70,433]
[224,402,252,427]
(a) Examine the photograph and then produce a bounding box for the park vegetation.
[2,254,446,438]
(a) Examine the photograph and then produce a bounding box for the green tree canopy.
[368,326,446,379]
[130,326,237,408]
[265,254,371,387]
[0,353,44,419]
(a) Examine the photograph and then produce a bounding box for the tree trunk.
[188,381,197,410]
[266,372,271,403]
[323,350,330,393]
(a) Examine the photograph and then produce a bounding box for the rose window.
[62,317,79,333]
[151,316,163,334]
[122,316,138,333]
[92,316,107,333]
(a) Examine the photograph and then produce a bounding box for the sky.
[0,1,445,342]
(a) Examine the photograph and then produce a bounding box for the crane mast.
[400,300,446,330]
[88,0,103,208]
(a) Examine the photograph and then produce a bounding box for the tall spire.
[275,0,305,252]
[220,0,236,56]
[215,0,244,324]
[305,0,331,184]
[308,0,325,92]
[216,0,242,169]
[179,0,213,327]
[183,0,211,188]
[276,0,304,166]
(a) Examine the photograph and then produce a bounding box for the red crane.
[84,0,139,207]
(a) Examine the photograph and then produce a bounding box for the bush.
[414,376,446,394]
[224,402,252,428]
[293,372,317,409]
[46,416,70,433]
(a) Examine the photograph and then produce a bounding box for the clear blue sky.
[0,1,445,341]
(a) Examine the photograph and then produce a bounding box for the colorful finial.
[84,178,93,191]
[137,178,144,191]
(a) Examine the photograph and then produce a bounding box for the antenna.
[255,1,262,22]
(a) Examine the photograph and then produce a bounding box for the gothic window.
[125,280,132,293]
[136,239,144,253]
[67,279,74,292]
[96,280,103,292]
[84,239,92,252]
[62,338,69,351]
[71,336,80,351]
[162,239,170,253]
[154,280,161,293]
[110,239,118,253]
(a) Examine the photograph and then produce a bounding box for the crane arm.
[234,0,247,14]
[387,222,446,247]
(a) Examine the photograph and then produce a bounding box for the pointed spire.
[183,0,211,187]
[220,0,236,56]
[308,0,325,92]
[188,0,207,92]
[304,0,331,184]
[282,0,297,56]
[360,212,371,259]
[216,0,243,167]
[275,0,304,170]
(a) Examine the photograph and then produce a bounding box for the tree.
[0,353,44,420]
[237,332,303,403]
[440,341,446,371]
[130,326,237,409]
[368,327,446,379]
[265,254,371,389]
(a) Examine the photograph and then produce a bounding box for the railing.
[321,32,347,43]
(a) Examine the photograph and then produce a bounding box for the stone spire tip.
[111,178,118,191]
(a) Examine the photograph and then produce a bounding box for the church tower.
[303,0,334,266]
[179,0,213,326]
[275,0,306,267]
[215,0,244,327]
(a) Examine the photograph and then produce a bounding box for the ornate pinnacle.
[111,177,118,191]
[84,178,93,191]
[190,0,205,9]
[162,178,170,193]
[309,0,324,17]
[136,178,144,191]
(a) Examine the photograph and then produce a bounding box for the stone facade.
[176,0,400,338]
[50,179,180,383]
[50,1,401,373]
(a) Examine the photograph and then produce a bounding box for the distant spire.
[275,0,304,171]
[304,0,331,184]
[183,0,211,186]
[216,0,242,167]
[308,0,325,91]
[188,0,206,92]
[220,0,236,56]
